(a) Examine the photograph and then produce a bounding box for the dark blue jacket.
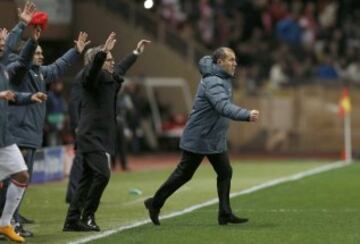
[0,39,37,148]
[8,48,80,149]
[179,56,251,154]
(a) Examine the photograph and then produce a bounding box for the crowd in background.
[40,0,360,147]
[142,0,360,93]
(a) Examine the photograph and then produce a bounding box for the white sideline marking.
[68,160,349,244]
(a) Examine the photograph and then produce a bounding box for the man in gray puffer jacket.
[145,47,259,225]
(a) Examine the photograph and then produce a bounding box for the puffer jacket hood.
[198,55,232,79]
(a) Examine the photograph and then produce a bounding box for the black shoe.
[144,198,160,225]
[14,223,34,237]
[218,214,249,225]
[63,220,93,232]
[18,214,35,224]
[82,215,100,231]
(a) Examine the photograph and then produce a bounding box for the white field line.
[68,160,349,244]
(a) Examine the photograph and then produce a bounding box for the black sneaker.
[14,222,34,237]
[144,198,160,225]
[18,214,35,224]
[218,213,249,225]
[63,220,93,232]
[82,215,100,231]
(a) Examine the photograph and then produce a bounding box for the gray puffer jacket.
[8,48,80,149]
[0,39,37,148]
[179,56,250,154]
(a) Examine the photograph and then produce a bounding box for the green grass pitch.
[20,160,360,244]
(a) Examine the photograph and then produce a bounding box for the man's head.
[212,47,237,76]
[32,45,44,66]
[102,52,115,74]
[84,46,115,74]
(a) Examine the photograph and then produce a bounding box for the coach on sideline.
[145,47,259,226]
[63,33,150,232]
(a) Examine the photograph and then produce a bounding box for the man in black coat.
[63,32,150,231]
[65,38,150,203]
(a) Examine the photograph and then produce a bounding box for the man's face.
[217,49,237,76]
[102,52,115,74]
[0,38,5,58]
[32,46,44,66]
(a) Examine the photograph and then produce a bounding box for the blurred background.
[1,0,360,160]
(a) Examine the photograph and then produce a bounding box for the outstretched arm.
[1,90,47,105]
[41,31,90,83]
[204,77,254,121]
[115,39,151,77]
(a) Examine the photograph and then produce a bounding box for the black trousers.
[65,151,83,204]
[65,151,111,222]
[113,120,128,170]
[152,150,233,215]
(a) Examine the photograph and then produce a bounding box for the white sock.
[0,182,26,227]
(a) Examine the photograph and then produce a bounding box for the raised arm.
[82,32,116,89]
[115,39,151,77]
[5,1,37,53]
[6,27,39,84]
[41,32,90,83]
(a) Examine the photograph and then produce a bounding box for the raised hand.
[32,25,41,41]
[0,90,16,102]
[74,32,91,54]
[101,32,116,53]
[135,39,151,54]
[31,92,47,103]
[18,1,37,24]
[249,110,259,122]
[0,28,9,41]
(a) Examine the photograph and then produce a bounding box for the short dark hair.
[212,47,234,64]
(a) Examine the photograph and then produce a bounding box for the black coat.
[76,51,137,155]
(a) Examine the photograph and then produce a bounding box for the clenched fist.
[249,110,259,122]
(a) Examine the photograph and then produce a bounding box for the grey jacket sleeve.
[6,39,38,84]
[9,92,33,105]
[41,48,80,83]
[204,77,250,121]
[5,21,27,53]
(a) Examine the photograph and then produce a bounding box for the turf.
[19,159,347,243]
[89,162,360,244]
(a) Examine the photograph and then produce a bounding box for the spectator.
[46,81,67,146]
